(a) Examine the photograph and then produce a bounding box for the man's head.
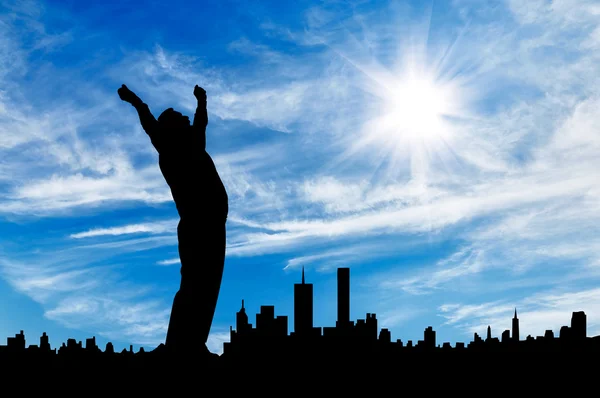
[158,108,190,130]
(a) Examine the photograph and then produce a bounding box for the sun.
[338,63,467,184]
[378,70,458,148]
[322,20,475,184]
[386,76,451,142]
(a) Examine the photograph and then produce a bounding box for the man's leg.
[194,238,225,345]
[165,219,226,350]
[165,219,195,351]
[182,221,226,346]
[165,288,192,351]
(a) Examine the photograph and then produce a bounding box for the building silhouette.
[571,311,586,339]
[293,267,313,336]
[7,330,25,352]
[501,329,510,343]
[424,326,436,349]
[512,308,520,341]
[336,267,351,330]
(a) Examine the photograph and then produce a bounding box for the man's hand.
[118,84,140,104]
[193,85,208,131]
[194,85,206,105]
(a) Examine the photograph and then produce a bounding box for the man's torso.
[158,148,228,222]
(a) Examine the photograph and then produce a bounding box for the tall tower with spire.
[486,325,492,341]
[294,266,313,336]
[236,299,250,335]
[512,308,520,342]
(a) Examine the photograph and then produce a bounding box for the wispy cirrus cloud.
[70,219,177,239]
[0,251,171,345]
[283,240,402,272]
[439,287,600,340]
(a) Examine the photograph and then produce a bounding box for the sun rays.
[318,10,478,186]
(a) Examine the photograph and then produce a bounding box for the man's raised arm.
[118,84,161,151]
[192,85,208,150]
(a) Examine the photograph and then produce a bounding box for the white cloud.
[157,258,180,266]
[378,308,423,330]
[70,219,177,239]
[0,253,172,346]
[378,245,487,294]
[1,166,172,216]
[283,240,406,272]
[0,259,101,303]
[507,0,600,27]
[302,176,370,214]
[71,235,178,254]
[45,294,170,346]
[206,330,230,355]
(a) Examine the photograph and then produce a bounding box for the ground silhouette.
[118,84,228,358]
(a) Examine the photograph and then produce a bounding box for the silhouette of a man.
[118,84,228,356]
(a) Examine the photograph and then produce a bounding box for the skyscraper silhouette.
[512,308,520,342]
[424,326,436,348]
[257,305,275,336]
[571,311,586,340]
[337,268,350,329]
[501,329,510,343]
[294,267,313,336]
[40,332,50,352]
[236,300,250,334]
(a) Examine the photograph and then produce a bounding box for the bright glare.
[341,65,466,184]
[329,35,472,184]
[382,73,455,146]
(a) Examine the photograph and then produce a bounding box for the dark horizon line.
[0,309,595,356]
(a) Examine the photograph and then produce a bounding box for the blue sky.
[1,0,599,354]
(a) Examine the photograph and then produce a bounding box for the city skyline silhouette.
[1,267,596,365]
